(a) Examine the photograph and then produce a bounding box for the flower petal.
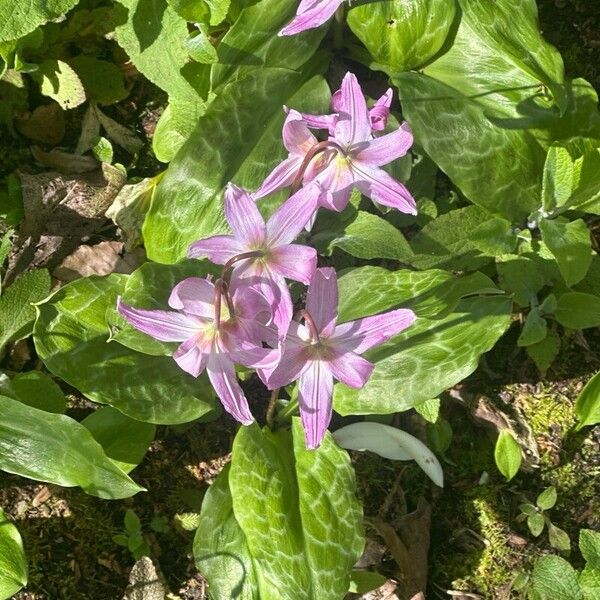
[283,109,319,156]
[173,336,209,377]
[269,244,317,285]
[370,88,393,131]
[117,298,200,341]
[352,161,417,214]
[253,156,302,200]
[224,183,266,245]
[266,183,320,245]
[298,360,334,449]
[334,72,371,146]
[313,158,354,212]
[306,267,338,337]
[188,235,246,264]
[168,277,215,319]
[279,0,343,36]
[328,351,373,388]
[265,328,311,388]
[332,308,417,354]
[207,352,254,425]
[353,122,413,167]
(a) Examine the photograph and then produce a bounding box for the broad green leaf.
[348,571,388,594]
[528,513,545,537]
[347,0,456,72]
[337,266,496,321]
[580,529,600,567]
[70,56,128,105]
[10,371,66,414]
[92,137,113,163]
[497,255,550,307]
[527,328,561,374]
[34,275,217,424]
[0,0,79,42]
[0,268,50,352]
[494,430,522,481]
[186,27,218,64]
[555,292,600,329]
[0,395,143,499]
[194,464,258,599]
[229,421,364,599]
[519,503,537,517]
[334,296,512,415]
[571,148,600,214]
[542,145,574,211]
[82,407,156,473]
[0,507,27,599]
[410,206,517,271]
[530,555,583,600]
[152,101,202,163]
[210,0,326,90]
[575,371,600,430]
[580,567,600,600]
[144,71,330,263]
[539,218,592,287]
[537,486,557,510]
[548,523,571,552]
[167,0,210,22]
[31,59,86,110]
[518,308,548,347]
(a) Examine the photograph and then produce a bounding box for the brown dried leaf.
[16,103,65,145]
[31,146,98,174]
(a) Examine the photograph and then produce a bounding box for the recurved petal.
[168,277,215,319]
[352,122,413,166]
[188,235,245,264]
[269,244,317,285]
[265,332,311,389]
[283,109,319,156]
[306,267,338,337]
[313,158,354,212]
[279,0,343,36]
[332,308,417,354]
[352,161,417,215]
[117,297,200,342]
[253,156,302,200]
[334,72,371,146]
[328,351,374,388]
[298,360,334,449]
[173,336,209,377]
[370,88,393,131]
[207,352,254,425]
[224,183,266,245]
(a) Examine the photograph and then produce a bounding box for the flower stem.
[266,388,280,429]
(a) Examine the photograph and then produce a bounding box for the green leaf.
[530,555,583,600]
[144,70,330,263]
[537,486,557,510]
[34,275,217,425]
[555,292,600,329]
[527,328,561,374]
[519,503,538,517]
[571,148,600,214]
[347,0,456,72]
[494,430,522,481]
[539,218,592,287]
[92,137,114,164]
[10,371,66,414]
[186,26,218,64]
[0,395,143,499]
[426,417,452,454]
[518,308,548,347]
[348,571,388,594]
[82,407,156,474]
[0,0,79,42]
[69,56,128,105]
[0,268,50,353]
[0,507,27,599]
[496,254,550,307]
[580,529,600,567]
[542,145,575,212]
[575,371,600,430]
[548,523,571,553]
[414,398,440,423]
[579,567,600,600]
[229,421,364,599]
[31,59,86,110]
[194,463,258,599]
[334,296,512,415]
[152,101,202,163]
[124,509,141,534]
[528,513,545,537]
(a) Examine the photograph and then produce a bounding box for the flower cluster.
[118,73,417,448]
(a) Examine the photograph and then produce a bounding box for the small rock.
[123,557,166,600]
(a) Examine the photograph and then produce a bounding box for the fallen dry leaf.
[16,102,65,145]
[31,146,99,174]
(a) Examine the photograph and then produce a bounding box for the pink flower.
[117,277,278,425]
[279,0,344,36]
[265,268,416,449]
[188,183,319,336]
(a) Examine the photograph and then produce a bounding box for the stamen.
[296,309,321,343]
[213,279,223,330]
[290,140,344,194]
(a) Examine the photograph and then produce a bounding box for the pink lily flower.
[188,183,319,336]
[117,277,278,425]
[265,267,416,449]
[279,0,344,36]
[254,73,416,219]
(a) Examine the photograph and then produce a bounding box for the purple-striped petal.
[352,122,413,166]
[298,360,334,449]
[253,156,302,200]
[306,267,338,337]
[173,335,209,377]
[328,351,373,388]
[269,244,317,285]
[313,158,354,212]
[334,72,371,146]
[266,325,311,388]
[188,235,246,264]
[207,351,254,425]
[370,88,393,131]
[117,298,200,342]
[331,308,417,354]
[283,109,319,156]
[168,277,215,319]
[224,183,266,246]
[351,161,417,214]
[279,0,343,36]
